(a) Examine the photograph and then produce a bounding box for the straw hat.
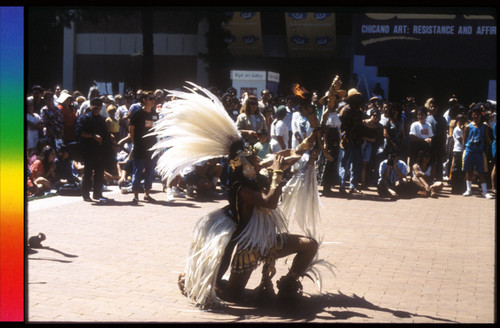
[57,92,72,104]
[319,89,347,106]
[346,88,363,99]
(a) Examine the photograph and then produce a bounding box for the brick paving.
[26,182,496,323]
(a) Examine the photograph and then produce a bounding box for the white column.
[196,18,209,86]
[63,21,75,91]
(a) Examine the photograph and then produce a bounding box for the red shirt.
[59,104,77,142]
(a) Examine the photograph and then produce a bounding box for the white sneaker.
[463,190,472,196]
[482,192,493,199]
[166,188,174,202]
[121,187,132,194]
[172,186,185,198]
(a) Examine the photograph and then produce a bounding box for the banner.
[354,13,496,69]
[223,12,264,56]
[285,12,336,57]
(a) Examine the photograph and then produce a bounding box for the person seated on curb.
[28,145,59,192]
[27,166,45,197]
[164,173,186,202]
[54,143,80,185]
[377,151,416,199]
[412,150,444,198]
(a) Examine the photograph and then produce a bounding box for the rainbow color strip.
[0,6,24,322]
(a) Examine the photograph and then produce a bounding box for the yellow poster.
[285,12,336,57]
[223,12,264,56]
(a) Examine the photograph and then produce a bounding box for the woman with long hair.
[412,149,443,198]
[236,94,267,146]
[28,145,58,192]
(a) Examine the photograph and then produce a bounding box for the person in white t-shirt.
[26,98,42,155]
[450,113,467,194]
[291,103,313,150]
[270,105,289,153]
[409,106,433,165]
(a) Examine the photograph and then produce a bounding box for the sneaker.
[482,192,493,199]
[132,196,139,204]
[463,190,472,197]
[172,186,185,198]
[186,186,195,197]
[166,188,175,202]
[83,196,93,202]
[121,186,132,194]
[144,194,156,202]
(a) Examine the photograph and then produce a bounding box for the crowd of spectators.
[26,79,497,203]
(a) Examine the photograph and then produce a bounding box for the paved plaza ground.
[26,182,496,323]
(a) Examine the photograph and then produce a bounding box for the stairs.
[352,55,389,100]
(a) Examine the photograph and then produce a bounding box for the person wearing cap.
[57,91,77,144]
[75,97,112,202]
[338,88,365,194]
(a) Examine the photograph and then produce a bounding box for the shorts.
[462,150,487,173]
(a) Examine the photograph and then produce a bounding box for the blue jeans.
[132,157,157,192]
[340,144,362,189]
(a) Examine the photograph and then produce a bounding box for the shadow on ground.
[27,245,78,263]
[211,290,458,323]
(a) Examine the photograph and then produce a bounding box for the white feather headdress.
[150,82,242,184]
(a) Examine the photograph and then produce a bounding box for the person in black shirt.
[75,97,112,202]
[129,91,159,203]
[339,88,365,194]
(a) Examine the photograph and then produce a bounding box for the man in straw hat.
[339,88,365,194]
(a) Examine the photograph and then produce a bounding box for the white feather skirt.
[183,208,236,308]
[183,206,288,308]
[233,206,289,255]
[280,161,322,239]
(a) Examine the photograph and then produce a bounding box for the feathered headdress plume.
[292,83,309,99]
[150,82,242,184]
